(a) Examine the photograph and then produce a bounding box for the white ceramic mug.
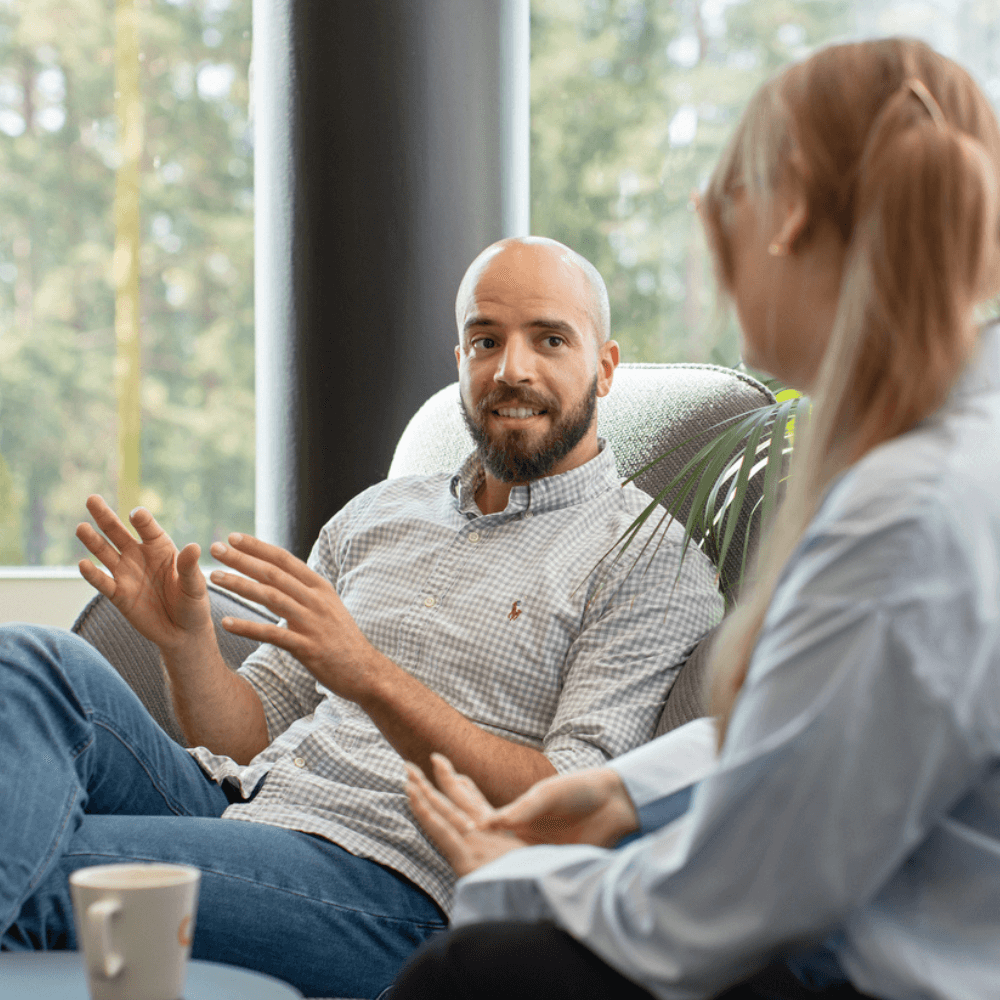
[69,862,201,1000]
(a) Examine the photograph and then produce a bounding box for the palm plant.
[612,383,804,608]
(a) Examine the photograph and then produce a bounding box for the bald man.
[0,238,722,999]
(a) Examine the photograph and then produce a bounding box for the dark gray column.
[253,0,529,557]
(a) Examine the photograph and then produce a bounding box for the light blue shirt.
[454,324,1000,999]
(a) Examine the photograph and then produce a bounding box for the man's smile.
[493,406,547,420]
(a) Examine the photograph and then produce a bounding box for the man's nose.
[495,337,535,384]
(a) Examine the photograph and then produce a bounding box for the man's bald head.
[454,236,611,347]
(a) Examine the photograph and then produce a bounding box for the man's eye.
[545,336,564,348]
[473,337,496,350]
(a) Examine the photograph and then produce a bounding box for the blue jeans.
[0,624,447,999]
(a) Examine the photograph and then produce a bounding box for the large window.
[4,1,1000,569]
[530,0,1000,365]
[0,0,252,566]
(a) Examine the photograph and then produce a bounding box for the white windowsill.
[0,566,268,631]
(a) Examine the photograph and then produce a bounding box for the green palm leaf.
[609,390,805,609]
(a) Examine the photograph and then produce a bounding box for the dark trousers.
[392,922,874,1000]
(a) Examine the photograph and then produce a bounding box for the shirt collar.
[449,439,620,518]
[953,319,1000,399]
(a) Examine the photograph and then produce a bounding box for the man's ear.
[455,344,462,374]
[596,340,619,398]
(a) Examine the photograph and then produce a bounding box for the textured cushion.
[72,584,277,745]
[390,364,773,731]
[654,625,719,737]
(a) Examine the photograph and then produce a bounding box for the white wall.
[0,568,96,629]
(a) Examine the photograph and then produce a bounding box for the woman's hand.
[483,767,639,847]
[75,495,213,653]
[406,754,528,877]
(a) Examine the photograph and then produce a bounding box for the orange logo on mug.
[178,915,192,947]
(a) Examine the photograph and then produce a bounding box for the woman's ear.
[771,157,811,254]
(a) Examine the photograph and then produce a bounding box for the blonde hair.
[701,39,1000,744]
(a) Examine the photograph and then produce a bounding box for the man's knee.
[2,622,96,666]
[0,622,121,711]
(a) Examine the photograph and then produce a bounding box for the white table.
[0,951,303,998]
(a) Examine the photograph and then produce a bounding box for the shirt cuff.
[608,716,719,811]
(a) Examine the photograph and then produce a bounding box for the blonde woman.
[394,38,1000,1000]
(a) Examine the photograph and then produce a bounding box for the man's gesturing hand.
[405,754,527,877]
[75,495,212,652]
[209,533,378,701]
[482,767,639,847]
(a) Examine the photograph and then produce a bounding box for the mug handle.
[87,897,124,978]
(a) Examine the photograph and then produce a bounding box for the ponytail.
[702,41,1000,745]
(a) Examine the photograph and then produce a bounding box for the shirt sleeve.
[541,534,723,773]
[456,486,995,998]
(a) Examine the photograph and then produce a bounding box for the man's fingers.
[219,614,298,649]
[175,543,206,597]
[84,495,135,551]
[75,522,121,572]
[223,533,315,584]
[128,505,169,545]
[210,539,314,608]
[78,558,116,599]
[430,754,494,824]
[211,568,302,623]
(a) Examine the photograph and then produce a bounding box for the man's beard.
[461,375,598,483]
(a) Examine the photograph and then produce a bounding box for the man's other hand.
[76,495,213,653]
[209,532,379,702]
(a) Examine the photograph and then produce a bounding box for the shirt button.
[468,531,480,543]
[424,596,436,608]
[293,757,306,768]
[523,511,533,519]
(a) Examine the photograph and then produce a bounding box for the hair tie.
[905,77,946,129]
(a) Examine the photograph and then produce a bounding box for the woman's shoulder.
[818,391,1000,540]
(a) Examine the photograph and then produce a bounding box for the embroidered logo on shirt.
[507,600,522,621]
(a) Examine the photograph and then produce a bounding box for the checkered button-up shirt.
[189,443,723,911]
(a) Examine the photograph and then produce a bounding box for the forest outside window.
[0,0,252,567]
[530,0,1000,366]
[2,0,999,569]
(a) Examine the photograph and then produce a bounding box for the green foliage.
[0,448,24,561]
[0,0,252,564]
[530,0,853,366]
[613,391,801,606]
[532,1,1000,599]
